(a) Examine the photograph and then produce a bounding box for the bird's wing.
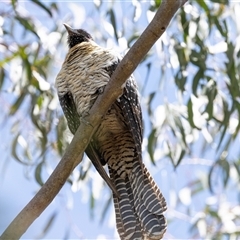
[105,59,143,144]
[105,60,143,165]
[59,91,80,134]
[116,76,143,152]
[85,144,119,196]
[59,91,118,195]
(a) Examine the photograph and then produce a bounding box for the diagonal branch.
[0,0,187,239]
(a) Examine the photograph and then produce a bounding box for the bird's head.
[63,23,93,49]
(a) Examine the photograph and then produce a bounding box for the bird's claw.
[80,115,93,128]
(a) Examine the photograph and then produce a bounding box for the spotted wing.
[58,91,117,195]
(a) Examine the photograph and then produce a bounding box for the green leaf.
[214,17,228,39]
[24,57,32,82]
[11,0,17,9]
[175,44,187,69]
[166,141,175,167]
[174,115,187,148]
[18,46,32,82]
[31,0,53,17]
[146,91,155,117]
[180,9,188,42]
[208,159,230,193]
[211,0,229,5]
[190,179,204,196]
[9,88,27,115]
[208,209,221,221]
[35,161,44,186]
[100,194,112,224]
[79,162,91,181]
[175,70,187,92]
[30,108,48,158]
[127,33,140,48]
[233,102,240,138]
[107,9,118,42]
[0,68,5,90]
[174,149,185,169]
[216,100,233,151]
[233,160,240,180]
[208,163,215,194]
[237,49,240,58]
[141,62,152,95]
[190,50,206,69]
[155,0,161,8]
[90,190,95,219]
[147,128,158,165]
[187,97,201,130]
[225,42,240,99]
[204,79,217,120]
[11,133,30,165]
[219,159,230,187]
[196,0,209,14]
[15,16,39,39]
[36,212,57,238]
[34,55,51,78]
[12,133,22,163]
[0,51,19,67]
[56,116,67,155]
[43,212,57,233]
[149,0,162,11]
[50,2,58,12]
[192,69,203,96]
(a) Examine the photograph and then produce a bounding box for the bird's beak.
[63,23,79,35]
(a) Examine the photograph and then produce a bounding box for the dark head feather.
[63,23,93,49]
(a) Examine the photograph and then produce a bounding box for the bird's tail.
[109,161,167,240]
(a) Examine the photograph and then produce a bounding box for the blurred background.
[0,0,240,239]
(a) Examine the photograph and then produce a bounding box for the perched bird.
[56,24,167,240]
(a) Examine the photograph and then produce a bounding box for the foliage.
[1,0,240,239]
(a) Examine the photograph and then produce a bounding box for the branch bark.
[0,0,187,239]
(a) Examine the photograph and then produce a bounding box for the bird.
[55,23,167,240]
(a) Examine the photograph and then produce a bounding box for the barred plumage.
[56,24,167,239]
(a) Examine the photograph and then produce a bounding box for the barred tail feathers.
[110,168,142,239]
[109,163,167,240]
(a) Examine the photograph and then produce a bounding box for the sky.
[0,1,239,239]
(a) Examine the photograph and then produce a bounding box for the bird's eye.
[94,87,104,95]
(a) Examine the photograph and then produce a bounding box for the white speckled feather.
[56,27,167,240]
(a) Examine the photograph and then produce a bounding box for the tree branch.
[0,0,187,239]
